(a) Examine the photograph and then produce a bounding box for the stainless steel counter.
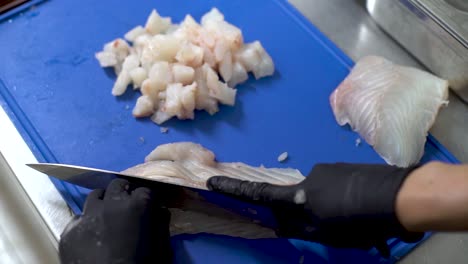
[288,0,468,263]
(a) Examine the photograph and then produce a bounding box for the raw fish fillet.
[330,56,449,167]
[121,142,305,238]
[123,142,304,190]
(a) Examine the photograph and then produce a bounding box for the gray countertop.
[288,0,468,263]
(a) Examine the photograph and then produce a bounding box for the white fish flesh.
[95,8,275,125]
[124,142,304,189]
[121,142,305,238]
[124,26,146,42]
[123,159,303,190]
[145,9,171,35]
[144,142,215,165]
[330,56,449,167]
[171,64,195,85]
[235,41,274,80]
[95,51,117,67]
[132,95,154,117]
[277,152,288,162]
[129,67,147,89]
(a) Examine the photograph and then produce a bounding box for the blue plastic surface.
[0,0,459,263]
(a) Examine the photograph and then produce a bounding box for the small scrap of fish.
[330,56,449,167]
[121,142,305,238]
[277,152,288,162]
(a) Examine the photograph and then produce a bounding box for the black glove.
[207,163,424,258]
[59,178,172,264]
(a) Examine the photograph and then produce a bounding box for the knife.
[27,163,279,239]
[26,163,206,190]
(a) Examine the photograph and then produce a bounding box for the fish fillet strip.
[122,142,304,190]
[121,142,303,238]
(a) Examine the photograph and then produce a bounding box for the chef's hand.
[59,178,172,264]
[207,163,424,258]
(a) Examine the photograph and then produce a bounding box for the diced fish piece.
[124,26,146,42]
[205,66,219,92]
[228,62,248,87]
[201,8,224,26]
[103,38,130,62]
[129,67,147,89]
[134,34,151,55]
[134,34,151,47]
[141,35,181,66]
[330,56,449,167]
[112,70,131,96]
[219,51,233,82]
[253,58,274,80]
[164,83,197,119]
[202,45,217,68]
[204,19,243,51]
[122,54,139,72]
[145,9,172,35]
[214,39,229,62]
[148,61,173,90]
[201,29,217,50]
[180,82,197,115]
[132,95,155,117]
[182,14,200,29]
[171,15,201,43]
[236,41,274,79]
[141,78,159,101]
[194,67,219,115]
[164,83,184,117]
[210,81,236,106]
[95,51,117,67]
[201,64,236,105]
[172,64,195,85]
[236,44,261,72]
[175,42,204,67]
[151,110,173,125]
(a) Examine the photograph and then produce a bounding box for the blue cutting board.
[0,0,458,263]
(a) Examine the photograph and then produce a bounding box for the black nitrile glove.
[207,163,424,258]
[59,178,172,264]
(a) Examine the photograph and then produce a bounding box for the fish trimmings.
[277,152,288,162]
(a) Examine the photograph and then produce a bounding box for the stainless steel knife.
[27,163,278,239]
[26,163,206,190]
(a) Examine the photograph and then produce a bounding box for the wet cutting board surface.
[0,0,458,263]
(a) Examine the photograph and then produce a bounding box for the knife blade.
[26,163,206,190]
